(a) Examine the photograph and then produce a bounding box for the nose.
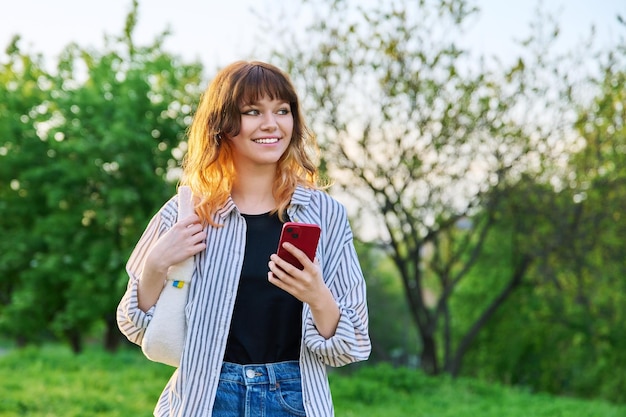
[260,112,278,130]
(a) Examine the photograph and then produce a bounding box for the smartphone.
[276,222,321,270]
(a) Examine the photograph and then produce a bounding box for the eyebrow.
[240,99,289,107]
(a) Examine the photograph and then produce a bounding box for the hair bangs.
[236,64,297,106]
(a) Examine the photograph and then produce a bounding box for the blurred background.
[1,0,625,408]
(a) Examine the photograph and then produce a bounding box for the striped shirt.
[117,186,371,416]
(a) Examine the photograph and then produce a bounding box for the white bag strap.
[177,185,194,220]
[165,186,195,288]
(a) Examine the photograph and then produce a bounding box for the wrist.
[308,287,337,313]
[308,287,341,339]
[142,256,169,283]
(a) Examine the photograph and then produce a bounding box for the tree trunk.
[420,332,439,375]
[66,330,83,354]
[103,315,122,352]
[445,255,531,376]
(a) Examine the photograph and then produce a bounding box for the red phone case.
[277,222,321,270]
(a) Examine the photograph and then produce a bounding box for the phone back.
[277,222,321,270]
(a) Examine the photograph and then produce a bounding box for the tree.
[0,36,55,345]
[428,16,626,403]
[0,1,204,351]
[270,0,597,376]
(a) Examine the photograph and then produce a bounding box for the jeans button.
[246,369,256,378]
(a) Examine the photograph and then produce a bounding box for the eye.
[241,108,260,116]
[277,107,291,115]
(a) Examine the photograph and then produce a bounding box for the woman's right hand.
[144,214,207,276]
[138,214,206,311]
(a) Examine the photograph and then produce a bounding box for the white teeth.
[253,138,278,144]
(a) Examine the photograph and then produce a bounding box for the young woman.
[117,60,370,416]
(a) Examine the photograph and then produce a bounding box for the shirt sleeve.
[302,220,371,367]
[116,206,169,346]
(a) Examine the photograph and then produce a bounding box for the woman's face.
[229,95,293,170]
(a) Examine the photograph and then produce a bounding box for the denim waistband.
[220,361,301,387]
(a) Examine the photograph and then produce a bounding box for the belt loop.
[267,363,278,391]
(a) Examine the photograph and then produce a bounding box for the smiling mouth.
[253,138,279,144]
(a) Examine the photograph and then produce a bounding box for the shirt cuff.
[124,279,156,329]
[303,305,367,367]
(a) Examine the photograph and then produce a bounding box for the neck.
[232,167,276,215]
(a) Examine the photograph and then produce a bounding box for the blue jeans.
[212,361,306,417]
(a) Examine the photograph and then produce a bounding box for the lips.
[253,138,279,144]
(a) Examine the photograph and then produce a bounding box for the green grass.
[329,365,625,417]
[0,345,624,417]
[0,345,170,417]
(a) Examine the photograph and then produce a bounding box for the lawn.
[0,344,623,417]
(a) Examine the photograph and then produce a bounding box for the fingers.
[268,242,316,281]
[268,242,322,300]
[268,256,295,281]
[267,258,301,301]
[184,226,207,254]
[280,242,313,268]
[169,214,206,257]
[178,213,203,227]
[175,214,205,237]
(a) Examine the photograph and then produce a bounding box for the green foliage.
[355,241,420,365]
[0,4,204,349]
[457,177,626,403]
[461,40,626,403]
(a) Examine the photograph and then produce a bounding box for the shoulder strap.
[178,186,193,220]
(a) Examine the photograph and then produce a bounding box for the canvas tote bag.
[141,186,195,367]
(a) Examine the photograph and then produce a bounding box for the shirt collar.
[216,197,238,220]
[290,185,313,207]
[216,185,313,221]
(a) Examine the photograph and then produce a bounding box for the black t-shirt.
[224,212,303,364]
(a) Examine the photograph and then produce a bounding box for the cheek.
[237,119,254,136]
[284,119,295,136]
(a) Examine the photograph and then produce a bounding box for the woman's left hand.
[268,242,340,339]
[268,242,325,304]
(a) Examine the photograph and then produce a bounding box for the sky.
[1,0,624,73]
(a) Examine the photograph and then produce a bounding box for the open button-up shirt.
[117,186,371,416]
